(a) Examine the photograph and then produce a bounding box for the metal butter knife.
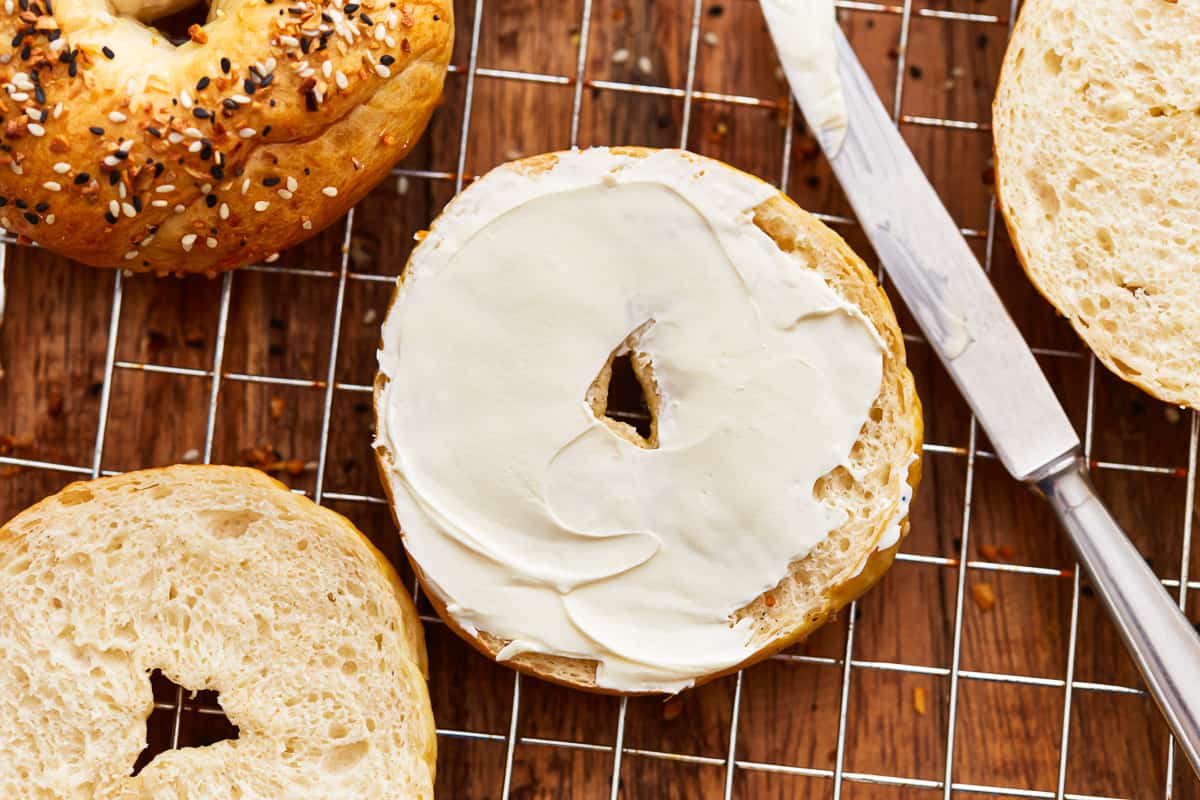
[769,21,1200,776]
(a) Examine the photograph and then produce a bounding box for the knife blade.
[764,13,1200,777]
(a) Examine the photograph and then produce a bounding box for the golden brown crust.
[373,147,924,694]
[0,0,452,274]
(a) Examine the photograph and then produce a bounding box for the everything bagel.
[0,0,452,274]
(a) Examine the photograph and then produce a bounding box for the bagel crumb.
[188,24,208,45]
[970,582,997,611]
[913,686,927,714]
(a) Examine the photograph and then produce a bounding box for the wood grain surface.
[1,1,1198,798]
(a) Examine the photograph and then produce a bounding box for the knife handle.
[1034,452,1200,775]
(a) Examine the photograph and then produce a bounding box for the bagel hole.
[133,670,239,776]
[140,2,211,47]
[605,353,654,440]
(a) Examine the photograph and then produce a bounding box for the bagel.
[373,147,923,694]
[0,0,452,274]
[994,0,1200,406]
[0,466,436,798]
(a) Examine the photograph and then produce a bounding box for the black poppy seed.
[0,197,5,207]
[304,91,317,111]
[58,50,71,64]
[131,196,142,212]
[205,194,217,208]
[17,0,27,10]
[89,126,104,135]
[154,162,165,177]
[104,211,117,224]
[300,36,311,53]
[210,165,224,180]
[192,108,210,119]
[147,126,161,138]
[73,172,90,184]
[47,29,60,42]
[243,78,256,94]
[223,98,239,110]
[23,212,38,225]
[20,45,31,61]
[262,125,271,137]
[262,176,280,186]
[321,11,332,21]
[379,54,395,66]
[149,225,158,233]
[109,171,121,186]
[38,109,47,123]
[43,0,52,14]
[344,2,358,10]
[196,77,210,92]
[199,144,213,161]
[68,61,77,77]
[220,56,231,73]
[144,157,152,164]
[259,74,273,87]
[433,13,439,20]
[317,35,329,51]
[102,46,115,59]
[115,150,128,161]
[34,201,48,212]
[268,99,276,106]
[359,12,373,24]
[303,167,310,175]
[34,87,45,105]
[14,199,26,209]
[10,32,24,47]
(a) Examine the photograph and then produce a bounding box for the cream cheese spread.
[376,148,887,693]
[760,0,849,155]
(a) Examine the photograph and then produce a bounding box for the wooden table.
[1,1,1197,797]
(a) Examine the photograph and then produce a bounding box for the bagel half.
[0,0,452,274]
[373,147,924,694]
[0,465,435,799]
[994,0,1200,407]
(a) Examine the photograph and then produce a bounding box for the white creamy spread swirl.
[760,0,849,155]
[376,149,885,693]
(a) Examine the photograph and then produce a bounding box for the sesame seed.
[241,179,250,194]
[121,202,136,217]
[181,233,197,251]
[117,182,126,198]
[323,60,333,78]
[179,89,193,109]
[140,235,154,246]
[184,126,204,138]
[302,219,313,230]
[108,200,120,217]
[42,181,61,191]
[205,236,217,248]
[265,252,280,263]
[174,204,185,214]
[103,155,120,167]
[156,184,176,193]
[231,94,252,105]
[374,64,391,79]
[44,214,54,224]
[238,127,257,138]
[277,189,293,200]
[52,162,70,174]
[108,111,127,123]
[321,186,338,197]
[167,132,184,144]
[188,141,203,153]
[52,101,62,119]
[219,202,229,219]
[254,200,270,212]
[335,70,348,90]
[285,176,298,192]
[26,122,44,136]
[151,199,168,208]
[124,250,138,260]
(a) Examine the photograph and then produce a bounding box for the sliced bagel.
[0,465,435,799]
[373,147,923,694]
[994,0,1200,406]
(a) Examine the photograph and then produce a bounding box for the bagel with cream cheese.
[0,466,436,798]
[0,0,452,274]
[373,147,923,694]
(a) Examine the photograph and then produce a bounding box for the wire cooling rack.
[1,0,1198,798]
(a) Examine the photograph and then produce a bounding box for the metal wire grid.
[0,0,1196,797]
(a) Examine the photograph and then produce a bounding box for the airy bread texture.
[0,0,452,274]
[375,147,924,694]
[994,0,1200,407]
[0,466,435,799]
